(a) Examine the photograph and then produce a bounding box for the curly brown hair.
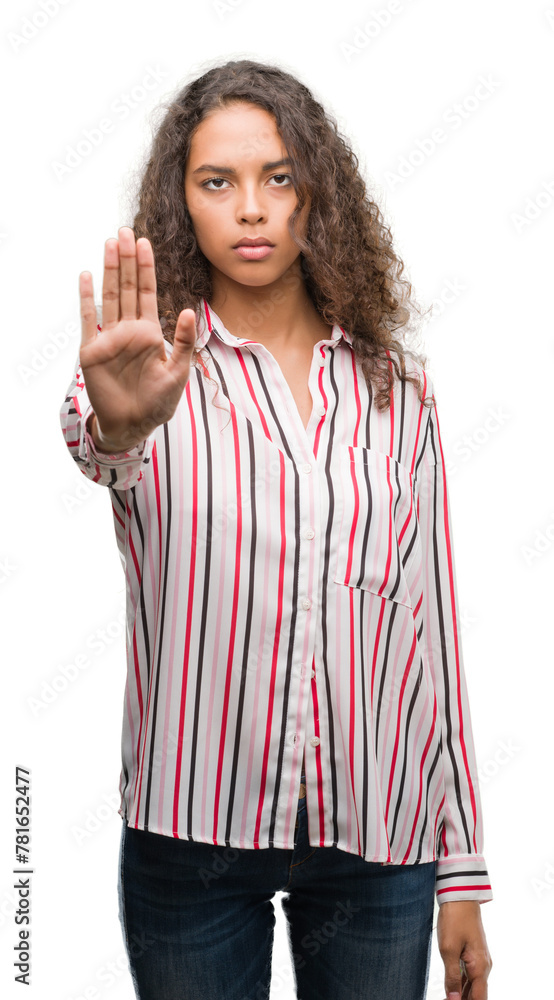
[122,57,434,412]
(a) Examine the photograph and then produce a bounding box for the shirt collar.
[194,297,353,350]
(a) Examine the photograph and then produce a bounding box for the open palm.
[79,226,197,451]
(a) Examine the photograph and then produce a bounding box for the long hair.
[122,57,434,411]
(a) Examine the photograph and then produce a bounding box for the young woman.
[60,59,493,1000]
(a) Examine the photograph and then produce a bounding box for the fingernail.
[448,994,461,999]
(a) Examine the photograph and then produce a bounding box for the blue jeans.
[117,775,435,999]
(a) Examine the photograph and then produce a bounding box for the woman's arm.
[417,372,493,907]
[59,228,197,491]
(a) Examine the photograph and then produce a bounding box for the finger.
[444,958,463,1000]
[136,237,159,323]
[118,226,138,321]
[102,237,120,329]
[79,271,98,350]
[166,308,197,374]
[463,973,487,1000]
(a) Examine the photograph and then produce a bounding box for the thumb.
[168,308,197,371]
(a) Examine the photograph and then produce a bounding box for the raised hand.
[79,226,197,452]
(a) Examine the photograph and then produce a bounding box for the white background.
[1,0,553,996]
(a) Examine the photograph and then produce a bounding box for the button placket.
[281,402,322,838]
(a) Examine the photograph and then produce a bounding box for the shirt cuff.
[81,404,148,465]
[435,854,493,905]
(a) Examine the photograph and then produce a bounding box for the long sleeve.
[59,349,153,490]
[417,374,493,905]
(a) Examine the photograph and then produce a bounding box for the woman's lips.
[233,245,275,260]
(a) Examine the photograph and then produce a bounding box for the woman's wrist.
[87,412,134,454]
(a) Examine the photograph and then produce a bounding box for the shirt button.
[311,670,316,679]
[309,736,320,747]
[302,463,312,474]
[319,356,326,366]
[304,528,315,540]
[301,598,312,611]
[317,407,325,417]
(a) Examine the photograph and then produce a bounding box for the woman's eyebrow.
[192,157,292,175]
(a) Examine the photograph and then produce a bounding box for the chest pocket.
[333,445,418,609]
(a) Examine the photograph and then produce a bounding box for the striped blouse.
[59,297,493,906]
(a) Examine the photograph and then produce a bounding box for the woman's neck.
[208,268,329,350]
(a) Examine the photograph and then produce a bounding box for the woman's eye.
[202,174,292,190]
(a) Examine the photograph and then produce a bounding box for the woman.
[60,59,493,1000]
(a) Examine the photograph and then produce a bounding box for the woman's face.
[184,102,310,291]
